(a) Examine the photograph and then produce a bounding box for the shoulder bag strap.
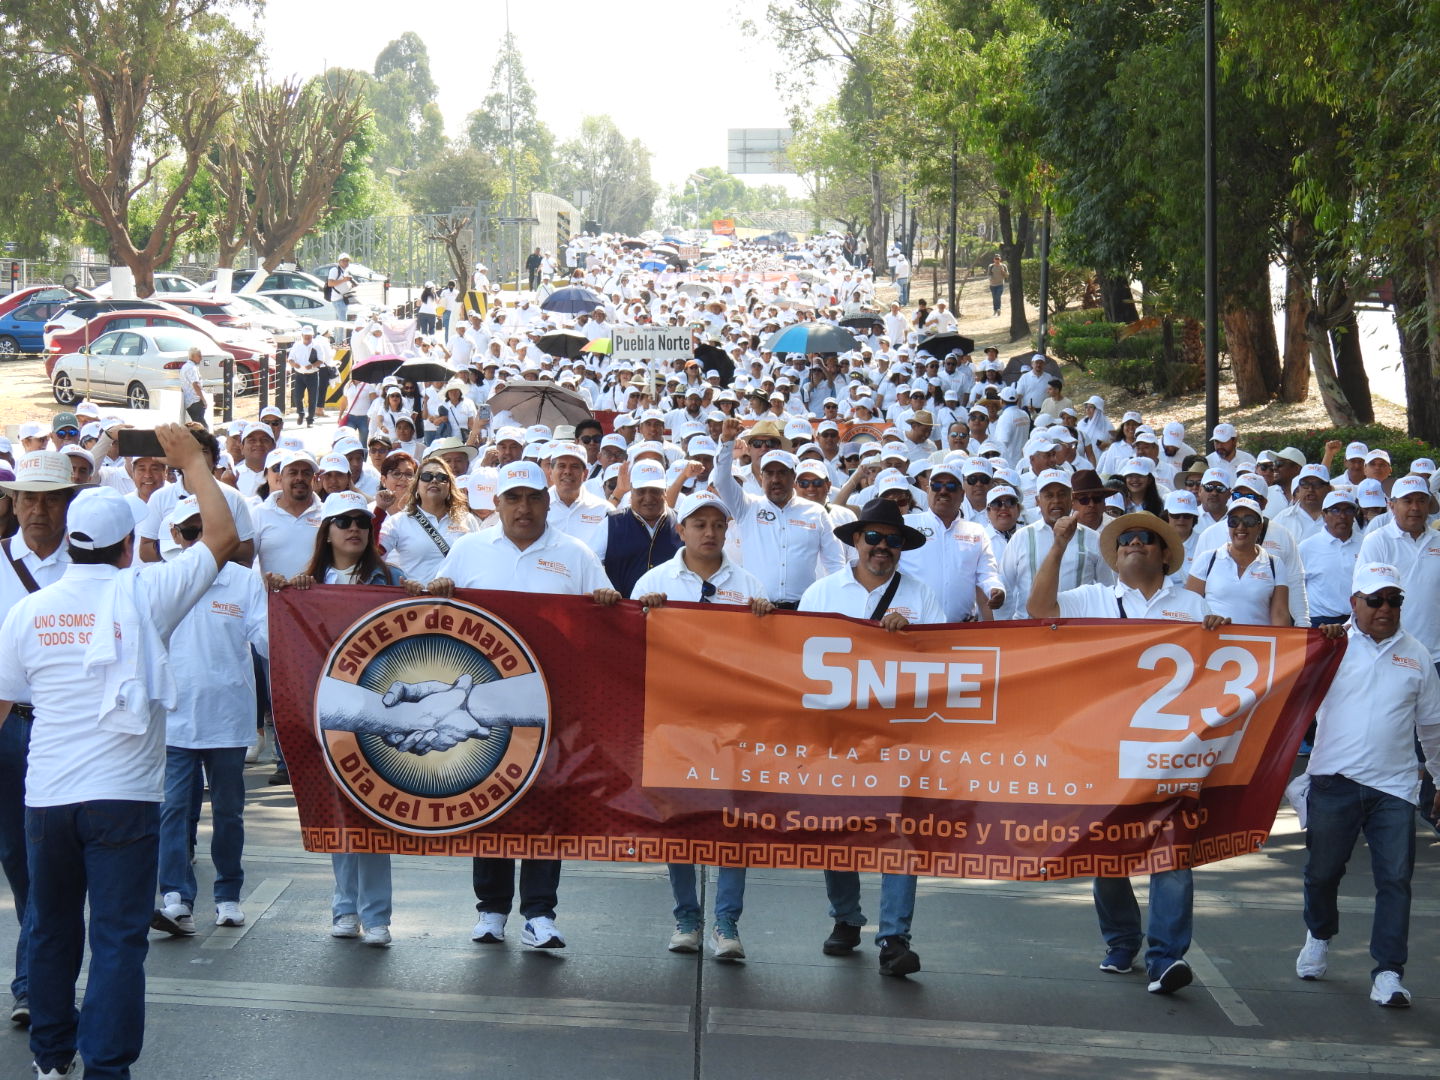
[411,511,451,557]
[870,572,903,621]
[1,537,42,594]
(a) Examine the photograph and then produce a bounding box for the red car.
[0,285,88,320]
[45,308,273,394]
[162,296,264,332]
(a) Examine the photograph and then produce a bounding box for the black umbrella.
[840,315,885,333]
[394,360,455,383]
[916,332,977,359]
[1001,351,1062,384]
[540,286,606,315]
[694,343,734,386]
[536,330,590,359]
[765,321,859,355]
[348,354,405,384]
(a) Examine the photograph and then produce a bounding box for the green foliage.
[670,166,801,228]
[465,32,553,192]
[1240,425,1439,476]
[366,35,445,176]
[1049,310,1200,396]
[1021,257,1089,312]
[551,116,658,234]
[1047,311,1119,366]
[403,147,500,213]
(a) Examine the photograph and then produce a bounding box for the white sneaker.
[151,891,196,936]
[709,926,745,960]
[362,925,391,947]
[244,737,261,764]
[1296,931,1328,979]
[471,912,507,943]
[521,915,566,949]
[668,927,700,953]
[1371,970,1411,1007]
[215,901,245,927]
[31,1051,80,1077]
[330,914,361,939]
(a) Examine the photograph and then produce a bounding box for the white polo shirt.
[1358,521,1440,661]
[547,486,613,556]
[234,463,268,499]
[902,508,1003,622]
[0,544,220,805]
[1195,518,1309,625]
[1298,529,1363,619]
[1272,501,1323,542]
[799,566,944,625]
[165,561,269,748]
[251,493,323,578]
[1057,580,1208,622]
[712,443,846,602]
[631,549,767,605]
[1189,546,1286,626]
[1307,624,1440,804]
[379,507,478,584]
[140,481,256,545]
[0,532,70,623]
[438,524,612,595]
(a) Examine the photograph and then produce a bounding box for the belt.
[772,601,800,610]
[9,704,34,722]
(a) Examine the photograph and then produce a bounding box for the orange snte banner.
[269,589,1343,881]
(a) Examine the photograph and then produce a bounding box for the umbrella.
[348,354,405,383]
[536,330,590,359]
[677,281,720,298]
[916,332,977,359]
[1001,351,1062,384]
[620,238,647,249]
[394,360,456,384]
[540,285,606,315]
[764,322,859,355]
[485,380,592,429]
[651,243,680,255]
[840,315,885,333]
[639,259,667,271]
[582,337,613,355]
[783,253,805,262]
[694,343,734,386]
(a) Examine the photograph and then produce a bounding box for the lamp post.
[1203,0,1219,447]
[686,173,708,232]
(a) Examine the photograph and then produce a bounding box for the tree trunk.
[1221,301,1276,406]
[1305,305,1360,426]
[1331,309,1374,423]
[1097,271,1139,322]
[998,196,1031,341]
[1280,254,1311,402]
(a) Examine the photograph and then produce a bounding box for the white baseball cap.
[1322,490,1357,510]
[759,450,799,473]
[1344,441,1369,460]
[317,453,350,475]
[875,467,910,496]
[676,490,730,524]
[629,460,668,490]
[1163,490,1199,516]
[319,491,371,520]
[1390,474,1430,500]
[1352,562,1402,596]
[1211,423,1237,441]
[1121,457,1155,477]
[497,461,548,494]
[1036,468,1071,491]
[66,487,143,549]
[548,441,586,465]
[1356,478,1388,508]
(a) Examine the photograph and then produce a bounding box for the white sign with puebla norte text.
[612,328,693,363]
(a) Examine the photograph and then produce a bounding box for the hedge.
[1240,424,1439,474]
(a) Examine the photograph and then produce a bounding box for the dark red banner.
[268,588,1343,880]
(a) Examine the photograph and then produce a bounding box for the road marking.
[1187,941,1261,1027]
[139,975,690,1032]
[201,877,291,951]
[706,1007,1440,1075]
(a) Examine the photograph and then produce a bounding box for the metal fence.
[295,205,508,289]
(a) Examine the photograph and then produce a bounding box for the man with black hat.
[1029,509,1228,998]
[799,498,943,977]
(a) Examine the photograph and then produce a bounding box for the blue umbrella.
[764,321,859,355]
[639,259,666,271]
[540,285,606,315]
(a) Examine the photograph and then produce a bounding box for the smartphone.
[116,428,166,458]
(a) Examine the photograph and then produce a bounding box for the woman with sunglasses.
[1185,497,1291,626]
[379,456,478,584]
[274,491,404,946]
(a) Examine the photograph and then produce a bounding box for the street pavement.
[1,759,1438,1079]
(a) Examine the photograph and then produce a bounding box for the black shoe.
[9,995,28,1027]
[1147,959,1194,995]
[877,938,921,977]
[267,766,290,786]
[822,921,862,955]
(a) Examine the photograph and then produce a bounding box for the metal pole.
[947,134,958,311]
[1203,0,1219,447]
[1038,204,1052,351]
[221,358,234,424]
[259,352,270,411]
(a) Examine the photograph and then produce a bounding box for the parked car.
[0,285,87,320]
[224,292,303,344]
[89,272,200,299]
[257,288,350,329]
[0,300,70,355]
[231,268,326,295]
[42,297,181,351]
[310,260,387,286]
[51,327,229,411]
[45,308,271,394]
[161,296,264,333]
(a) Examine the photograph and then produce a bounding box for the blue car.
[0,300,65,355]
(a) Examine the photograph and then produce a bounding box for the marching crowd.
[1,235,1439,1077]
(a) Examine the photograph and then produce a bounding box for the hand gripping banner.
[268,587,1343,880]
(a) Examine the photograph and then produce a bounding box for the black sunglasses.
[176,524,202,541]
[1203,483,1230,493]
[329,514,371,531]
[579,434,603,444]
[860,530,905,549]
[797,477,828,488]
[748,439,781,450]
[1227,515,1262,528]
[930,479,961,493]
[700,580,717,604]
[1116,529,1160,546]
[55,428,80,438]
[1363,593,1404,609]
[989,498,1020,509]
[417,471,451,483]
[1073,494,1104,505]
[964,475,992,485]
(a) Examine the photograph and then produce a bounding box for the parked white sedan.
[51,326,229,411]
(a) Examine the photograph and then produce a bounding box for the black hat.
[834,498,927,551]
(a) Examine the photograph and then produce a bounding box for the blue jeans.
[473,858,560,919]
[0,710,32,998]
[824,870,917,945]
[331,853,392,928]
[897,278,911,306]
[1303,773,1415,977]
[667,864,745,932]
[159,746,246,908]
[1092,868,1193,978]
[990,283,1004,313]
[26,800,158,1079]
[333,298,348,325]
